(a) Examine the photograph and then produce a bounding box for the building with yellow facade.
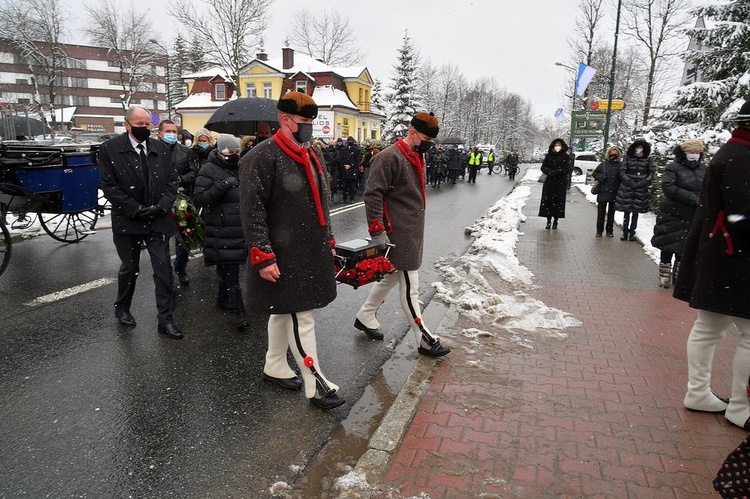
[175,47,384,142]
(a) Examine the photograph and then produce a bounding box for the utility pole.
[602,0,623,154]
[555,62,577,151]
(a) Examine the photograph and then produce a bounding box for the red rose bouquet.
[172,192,205,250]
[334,255,395,288]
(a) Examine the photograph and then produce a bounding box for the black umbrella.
[0,113,53,140]
[205,97,280,136]
[437,136,465,145]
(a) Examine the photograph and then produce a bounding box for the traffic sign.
[150,112,160,125]
[589,99,626,111]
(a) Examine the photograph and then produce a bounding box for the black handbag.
[591,181,602,194]
[714,436,750,497]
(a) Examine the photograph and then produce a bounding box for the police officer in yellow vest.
[468,147,482,183]
[486,149,495,175]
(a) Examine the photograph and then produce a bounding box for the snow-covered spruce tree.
[382,31,422,141]
[663,0,750,128]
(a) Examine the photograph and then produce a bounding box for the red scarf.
[727,128,750,147]
[395,138,426,208]
[273,130,327,227]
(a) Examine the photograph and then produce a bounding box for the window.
[215,82,226,100]
[262,82,272,99]
[66,58,86,70]
[295,80,306,92]
[15,78,28,85]
[17,98,30,104]
[70,77,87,88]
[343,117,349,126]
[110,97,122,104]
[109,79,120,86]
[246,83,256,97]
[71,95,89,106]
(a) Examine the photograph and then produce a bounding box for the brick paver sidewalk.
[377,184,745,498]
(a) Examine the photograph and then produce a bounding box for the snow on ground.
[431,166,582,344]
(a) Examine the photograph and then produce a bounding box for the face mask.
[162,132,178,145]
[554,145,562,152]
[197,142,210,150]
[184,139,192,147]
[609,154,620,161]
[686,153,700,162]
[130,125,150,142]
[292,122,313,144]
[222,154,240,166]
[635,147,644,157]
[415,140,433,154]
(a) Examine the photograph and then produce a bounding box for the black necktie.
[137,144,150,189]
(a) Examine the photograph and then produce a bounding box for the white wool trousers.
[686,309,750,428]
[264,311,339,399]
[356,270,440,348]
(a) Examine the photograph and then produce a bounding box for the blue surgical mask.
[162,133,178,145]
[197,142,210,150]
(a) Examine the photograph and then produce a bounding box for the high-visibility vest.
[488,152,495,163]
[469,152,482,165]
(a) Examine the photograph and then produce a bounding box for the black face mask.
[130,125,151,142]
[414,140,433,154]
[292,123,313,144]
[222,154,240,167]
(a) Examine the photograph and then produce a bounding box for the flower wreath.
[172,192,205,250]
[334,255,395,289]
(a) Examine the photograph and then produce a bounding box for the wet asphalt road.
[0,169,526,497]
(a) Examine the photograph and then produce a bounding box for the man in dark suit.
[99,105,184,339]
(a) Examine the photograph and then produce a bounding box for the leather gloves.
[370,231,390,249]
[223,176,239,188]
[135,205,164,221]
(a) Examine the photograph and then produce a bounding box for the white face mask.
[635,147,644,157]
[554,145,562,152]
[686,153,700,162]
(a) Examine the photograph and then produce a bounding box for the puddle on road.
[289,348,416,498]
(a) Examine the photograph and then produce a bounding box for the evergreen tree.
[371,79,384,112]
[664,0,750,128]
[188,34,207,74]
[382,31,421,140]
[170,34,189,106]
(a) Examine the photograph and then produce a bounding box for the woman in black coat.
[193,134,248,330]
[650,140,706,288]
[673,104,750,428]
[538,138,571,229]
[615,138,654,241]
[592,146,623,237]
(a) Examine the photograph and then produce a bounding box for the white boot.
[356,271,399,329]
[658,263,672,289]
[286,310,339,399]
[264,314,298,380]
[684,310,729,412]
[725,324,750,429]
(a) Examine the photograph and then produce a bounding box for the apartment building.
[0,40,167,133]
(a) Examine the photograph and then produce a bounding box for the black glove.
[134,205,163,221]
[635,180,648,189]
[223,176,239,188]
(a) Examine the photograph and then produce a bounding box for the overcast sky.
[66,0,690,118]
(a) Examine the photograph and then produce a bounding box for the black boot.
[216,284,235,311]
[231,286,248,330]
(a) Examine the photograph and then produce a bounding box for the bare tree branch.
[171,0,272,97]
[287,8,362,66]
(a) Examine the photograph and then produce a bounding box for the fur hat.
[680,139,704,152]
[411,112,439,138]
[277,91,318,119]
[216,134,240,154]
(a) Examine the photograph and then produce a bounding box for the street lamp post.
[149,39,171,120]
[602,0,623,154]
[555,62,578,151]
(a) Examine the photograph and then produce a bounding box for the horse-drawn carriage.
[0,142,106,276]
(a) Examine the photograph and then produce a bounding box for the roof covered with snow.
[182,66,232,80]
[256,52,369,81]
[311,85,358,110]
[174,92,236,110]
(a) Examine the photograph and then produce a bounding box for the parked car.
[572,152,599,178]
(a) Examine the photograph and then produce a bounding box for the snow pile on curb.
[432,171,581,342]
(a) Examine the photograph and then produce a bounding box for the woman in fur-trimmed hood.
[615,138,655,241]
[538,138,572,229]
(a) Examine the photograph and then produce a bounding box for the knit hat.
[734,100,750,123]
[216,134,240,154]
[680,139,704,152]
[411,112,439,138]
[277,91,318,119]
[195,128,214,145]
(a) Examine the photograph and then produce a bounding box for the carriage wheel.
[39,211,99,243]
[0,221,11,276]
[96,189,111,216]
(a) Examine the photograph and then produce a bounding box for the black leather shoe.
[310,390,346,410]
[354,318,383,340]
[545,223,551,230]
[418,342,451,358]
[176,272,190,286]
[116,310,136,327]
[629,234,637,241]
[263,373,302,390]
[158,322,184,340]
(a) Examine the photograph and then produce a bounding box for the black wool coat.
[538,138,571,219]
[592,158,622,203]
[674,131,750,320]
[192,150,246,266]
[168,142,201,195]
[650,146,705,255]
[99,133,178,236]
[239,134,336,314]
[615,139,655,213]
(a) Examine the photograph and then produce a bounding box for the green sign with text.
[571,111,606,139]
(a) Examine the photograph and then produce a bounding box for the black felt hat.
[277,91,318,119]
